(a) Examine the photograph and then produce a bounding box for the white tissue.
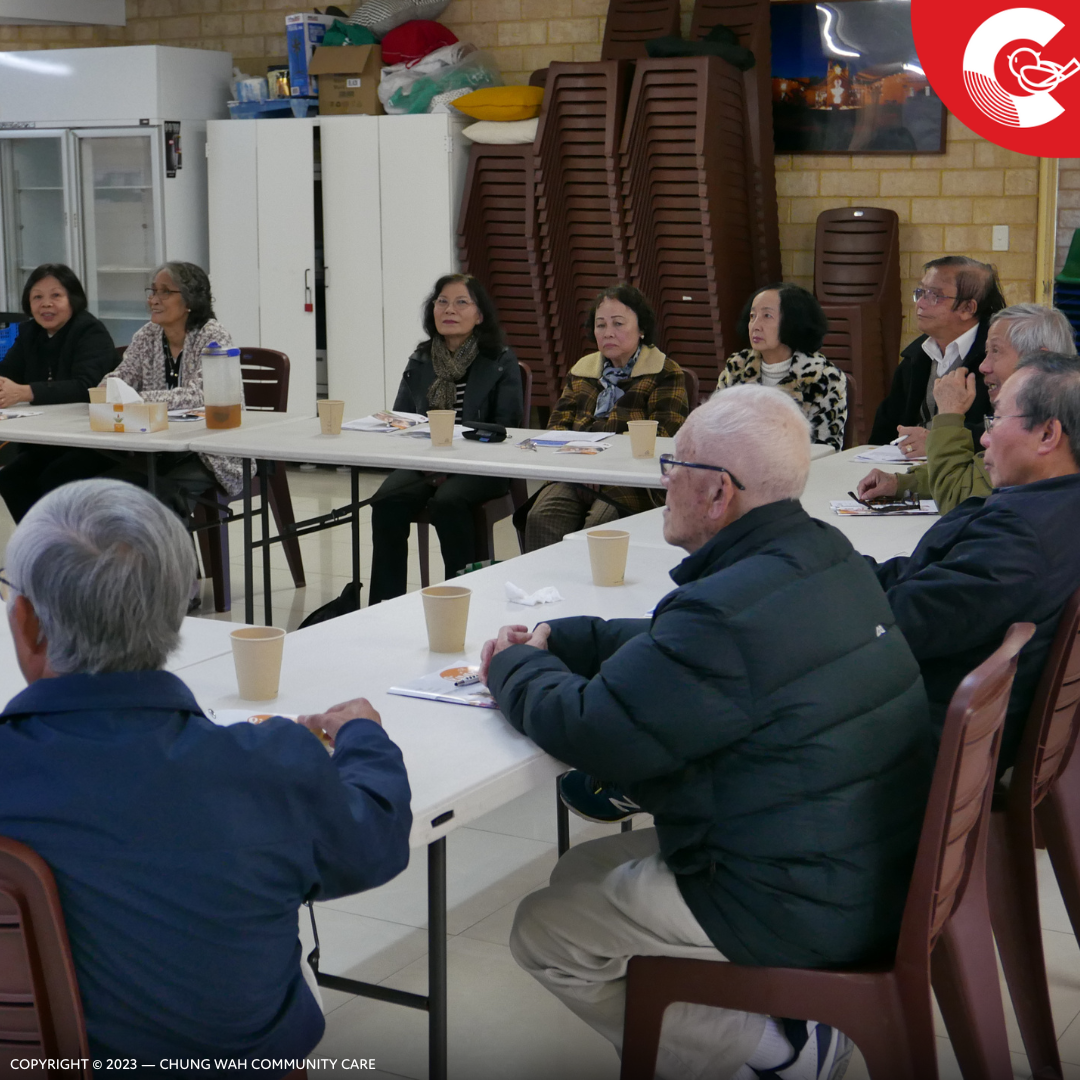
[505,581,564,607]
[106,377,143,404]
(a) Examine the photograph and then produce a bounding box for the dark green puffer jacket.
[488,499,932,969]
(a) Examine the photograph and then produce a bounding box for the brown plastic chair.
[0,836,91,1076]
[416,361,533,587]
[682,366,700,411]
[601,0,681,61]
[819,303,882,448]
[987,587,1080,1080]
[191,348,306,613]
[842,370,858,450]
[620,622,1036,1080]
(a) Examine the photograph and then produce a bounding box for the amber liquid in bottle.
[205,403,242,429]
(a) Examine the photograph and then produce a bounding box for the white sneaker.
[771,1021,853,1080]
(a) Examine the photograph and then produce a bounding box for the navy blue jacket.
[489,501,932,968]
[0,671,412,1069]
[873,472,1080,769]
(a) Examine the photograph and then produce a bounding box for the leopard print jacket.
[715,349,848,452]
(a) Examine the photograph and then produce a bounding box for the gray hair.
[1014,352,1080,466]
[688,383,812,504]
[152,261,215,332]
[989,303,1077,357]
[5,479,194,674]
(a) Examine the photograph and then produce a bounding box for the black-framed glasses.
[0,569,18,602]
[912,287,958,305]
[983,413,1031,433]
[659,453,745,489]
[145,287,182,300]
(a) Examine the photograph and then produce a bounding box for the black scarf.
[428,333,479,412]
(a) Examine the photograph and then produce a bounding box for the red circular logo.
[912,0,1080,155]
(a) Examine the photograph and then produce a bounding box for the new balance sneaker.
[755,1020,852,1080]
[557,770,642,824]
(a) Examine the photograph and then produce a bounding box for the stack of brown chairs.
[619,56,757,395]
[689,0,781,287]
[534,61,633,395]
[601,0,682,60]
[457,144,558,412]
[813,206,902,444]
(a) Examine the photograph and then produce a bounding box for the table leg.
[260,460,272,626]
[351,466,361,594]
[243,458,254,625]
[428,838,447,1080]
[557,780,570,858]
[146,452,157,497]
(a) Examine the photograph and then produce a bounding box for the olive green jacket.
[894,413,992,513]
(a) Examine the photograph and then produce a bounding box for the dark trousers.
[368,469,510,603]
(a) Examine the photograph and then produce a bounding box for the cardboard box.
[90,402,169,433]
[286,13,335,97]
[309,45,385,116]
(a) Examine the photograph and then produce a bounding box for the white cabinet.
[0,47,231,344]
[207,113,471,417]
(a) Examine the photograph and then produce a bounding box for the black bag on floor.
[298,581,363,628]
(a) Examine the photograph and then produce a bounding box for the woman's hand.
[0,378,32,409]
[479,623,552,685]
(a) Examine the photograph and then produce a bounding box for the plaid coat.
[547,346,689,514]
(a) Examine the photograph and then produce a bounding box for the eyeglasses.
[0,569,19,602]
[433,297,476,311]
[983,413,1031,432]
[659,453,746,489]
[912,287,958,306]
[145,287,182,300]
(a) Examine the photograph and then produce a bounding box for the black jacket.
[869,322,992,446]
[393,342,523,427]
[874,472,1080,770]
[0,309,116,405]
[488,500,932,969]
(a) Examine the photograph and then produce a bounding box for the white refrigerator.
[0,46,231,344]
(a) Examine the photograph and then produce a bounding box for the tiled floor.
[4,466,1080,1079]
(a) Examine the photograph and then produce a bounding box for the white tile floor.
[4,465,1080,1079]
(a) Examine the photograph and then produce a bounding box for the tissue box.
[90,402,169,433]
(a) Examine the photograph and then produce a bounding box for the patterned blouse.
[102,319,247,496]
[715,349,848,452]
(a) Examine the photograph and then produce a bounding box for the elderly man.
[480,386,931,1080]
[0,480,412,1070]
[872,353,1080,769]
[858,303,1077,513]
[869,255,1005,454]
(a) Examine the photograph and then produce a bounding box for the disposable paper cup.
[427,410,456,448]
[626,419,659,458]
[230,626,286,700]
[587,529,630,587]
[318,399,345,435]
[421,585,471,653]
[88,387,107,404]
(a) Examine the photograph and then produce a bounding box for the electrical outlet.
[992,225,1010,251]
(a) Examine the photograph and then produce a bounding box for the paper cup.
[587,529,630,587]
[421,585,471,652]
[230,626,286,700]
[427,410,456,448]
[318,399,345,435]
[88,387,107,404]
[626,419,659,458]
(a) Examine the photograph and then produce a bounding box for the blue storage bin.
[0,322,21,362]
[227,98,318,119]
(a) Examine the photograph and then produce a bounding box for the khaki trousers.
[510,829,765,1080]
[524,481,622,551]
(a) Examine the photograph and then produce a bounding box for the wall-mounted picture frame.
[771,0,947,154]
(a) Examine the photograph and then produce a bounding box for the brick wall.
[2,0,1050,329]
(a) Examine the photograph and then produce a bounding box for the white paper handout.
[0,409,43,420]
[342,410,426,432]
[852,444,926,464]
[525,431,612,447]
[388,665,498,709]
[831,499,938,517]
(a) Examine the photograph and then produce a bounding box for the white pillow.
[461,118,539,144]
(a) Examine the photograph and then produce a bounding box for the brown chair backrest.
[897,622,1035,960]
[683,367,700,411]
[1011,587,1080,812]
[601,0,681,60]
[842,370,858,450]
[114,345,126,361]
[518,360,534,419]
[0,836,90,1073]
[239,348,290,413]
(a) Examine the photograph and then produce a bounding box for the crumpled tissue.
[505,581,564,606]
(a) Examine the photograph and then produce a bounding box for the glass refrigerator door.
[0,132,73,313]
[75,128,163,346]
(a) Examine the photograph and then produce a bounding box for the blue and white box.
[286,13,335,97]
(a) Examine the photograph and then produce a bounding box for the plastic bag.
[379,43,502,114]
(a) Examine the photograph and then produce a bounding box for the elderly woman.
[368,273,523,603]
[0,263,116,522]
[716,283,847,452]
[523,284,688,551]
[0,479,411,1069]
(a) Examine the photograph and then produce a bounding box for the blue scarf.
[594,347,641,418]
